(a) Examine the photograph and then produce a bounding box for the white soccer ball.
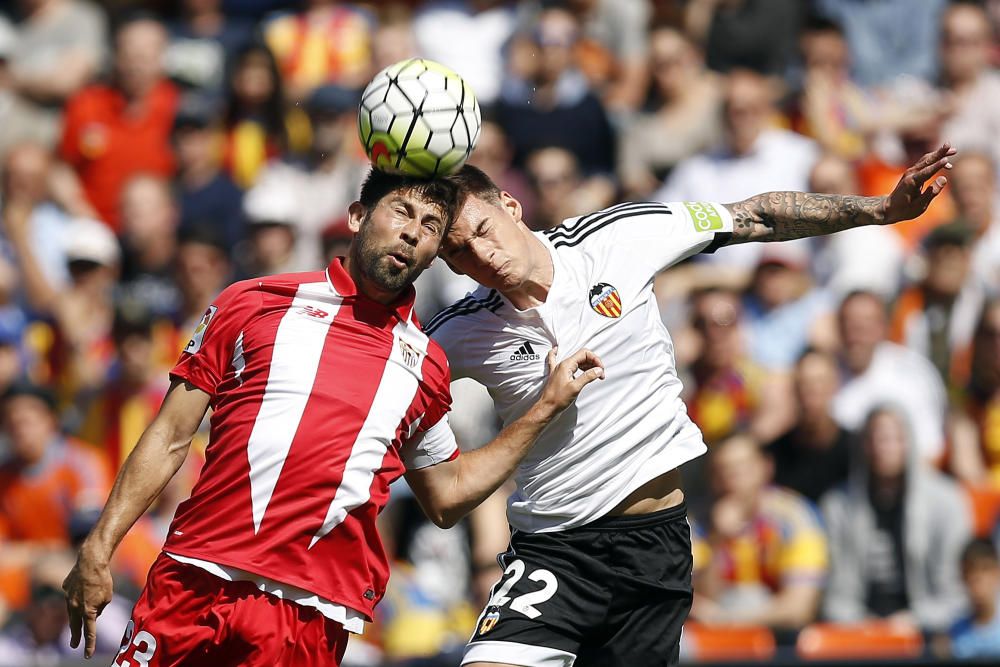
[358,58,481,178]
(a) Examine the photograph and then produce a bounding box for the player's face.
[439,193,532,292]
[348,191,447,294]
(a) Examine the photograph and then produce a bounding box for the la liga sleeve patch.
[185,305,218,354]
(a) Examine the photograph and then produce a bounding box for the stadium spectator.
[58,14,178,231]
[413,0,517,107]
[4,0,107,151]
[0,381,109,611]
[765,348,851,504]
[822,406,970,633]
[618,25,722,199]
[263,0,374,101]
[685,0,804,77]
[173,226,232,334]
[172,95,246,252]
[949,299,1000,486]
[466,119,535,224]
[685,287,793,444]
[164,0,254,97]
[950,153,1000,295]
[221,43,309,188]
[523,146,614,231]
[0,16,53,160]
[656,68,819,271]
[742,243,836,372]
[691,434,827,630]
[938,1,1000,174]
[1,143,71,300]
[77,304,170,473]
[814,0,949,87]
[560,0,652,112]
[248,84,369,271]
[949,538,1000,659]
[832,290,949,462]
[890,223,983,390]
[371,6,419,74]
[117,175,182,320]
[496,4,616,175]
[238,170,309,278]
[808,153,905,300]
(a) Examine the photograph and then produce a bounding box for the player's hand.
[882,143,956,225]
[538,347,604,414]
[63,552,114,659]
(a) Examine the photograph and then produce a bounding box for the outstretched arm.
[724,144,956,244]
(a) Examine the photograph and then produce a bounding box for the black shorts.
[463,503,693,667]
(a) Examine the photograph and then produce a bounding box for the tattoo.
[724,192,888,244]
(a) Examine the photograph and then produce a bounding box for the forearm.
[725,192,888,243]
[80,420,192,564]
[434,401,556,527]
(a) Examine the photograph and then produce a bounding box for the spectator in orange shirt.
[0,381,109,610]
[58,14,179,230]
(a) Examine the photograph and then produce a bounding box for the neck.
[342,253,402,306]
[502,232,555,310]
[974,599,997,624]
[795,415,839,447]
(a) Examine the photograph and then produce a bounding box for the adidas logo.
[510,341,541,361]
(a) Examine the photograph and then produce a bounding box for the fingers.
[84,612,98,658]
[911,154,955,186]
[545,346,558,374]
[67,599,82,649]
[563,348,604,374]
[570,365,605,392]
[917,175,949,208]
[913,143,956,172]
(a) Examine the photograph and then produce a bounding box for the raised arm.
[406,348,604,529]
[724,144,956,244]
[62,380,210,658]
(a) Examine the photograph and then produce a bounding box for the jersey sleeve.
[552,201,734,280]
[401,414,460,470]
[170,281,260,396]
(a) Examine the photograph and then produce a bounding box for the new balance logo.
[298,305,330,319]
[510,341,541,361]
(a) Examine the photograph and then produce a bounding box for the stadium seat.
[683,622,776,661]
[963,483,1000,537]
[796,621,924,660]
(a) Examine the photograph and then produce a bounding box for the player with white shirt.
[427,144,957,667]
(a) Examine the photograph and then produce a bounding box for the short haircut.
[357,169,461,227]
[961,537,999,567]
[446,164,503,206]
[838,289,888,316]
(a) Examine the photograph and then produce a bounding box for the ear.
[347,201,366,233]
[500,191,523,225]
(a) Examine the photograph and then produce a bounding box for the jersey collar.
[325,257,416,322]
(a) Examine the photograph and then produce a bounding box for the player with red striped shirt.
[62,170,604,666]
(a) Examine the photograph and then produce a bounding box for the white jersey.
[427,201,735,533]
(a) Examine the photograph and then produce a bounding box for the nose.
[399,216,420,246]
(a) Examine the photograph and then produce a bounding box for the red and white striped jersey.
[164,258,458,620]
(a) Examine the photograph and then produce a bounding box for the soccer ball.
[358,58,481,178]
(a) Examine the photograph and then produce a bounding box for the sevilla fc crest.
[589,283,622,318]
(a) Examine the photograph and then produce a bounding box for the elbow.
[430,506,462,530]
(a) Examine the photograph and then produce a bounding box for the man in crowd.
[62,170,604,665]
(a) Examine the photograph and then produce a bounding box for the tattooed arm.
[724,144,956,244]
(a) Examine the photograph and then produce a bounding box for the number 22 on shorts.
[490,559,559,619]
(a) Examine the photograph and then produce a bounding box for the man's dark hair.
[961,537,999,567]
[357,169,461,226]
[802,13,845,37]
[446,164,503,206]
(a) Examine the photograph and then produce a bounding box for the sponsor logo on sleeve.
[185,305,218,354]
[684,202,723,232]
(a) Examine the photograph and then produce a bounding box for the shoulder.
[541,201,676,249]
[763,487,824,533]
[424,287,503,340]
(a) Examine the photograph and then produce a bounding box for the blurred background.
[0,0,998,665]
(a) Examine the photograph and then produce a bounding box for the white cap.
[242,170,302,226]
[64,218,121,267]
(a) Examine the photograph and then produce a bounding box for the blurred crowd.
[0,0,999,664]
